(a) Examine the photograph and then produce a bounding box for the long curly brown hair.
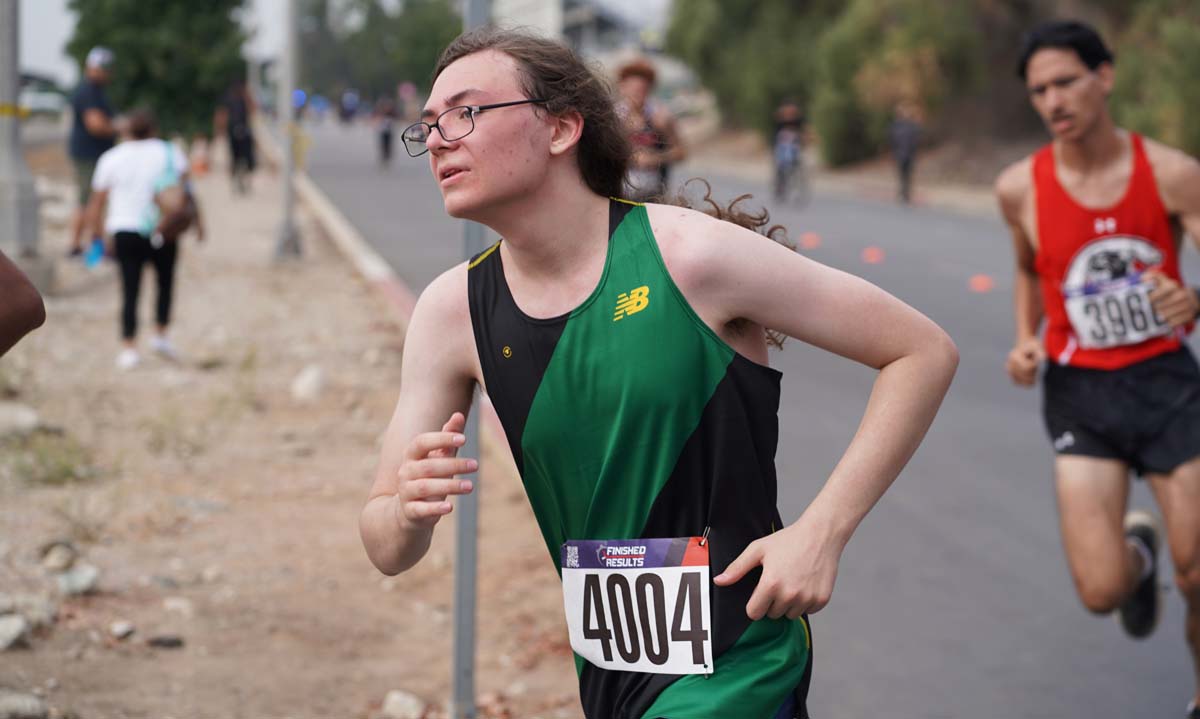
[669,179,796,349]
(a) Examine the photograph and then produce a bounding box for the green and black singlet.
[467,199,812,719]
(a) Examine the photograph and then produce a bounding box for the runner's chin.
[439,177,475,218]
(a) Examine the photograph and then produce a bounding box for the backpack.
[153,140,197,241]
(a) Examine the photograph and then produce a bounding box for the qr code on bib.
[565,545,579,568]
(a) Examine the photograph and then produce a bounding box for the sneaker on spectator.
[150,335,180,361]
[116,348,140,371]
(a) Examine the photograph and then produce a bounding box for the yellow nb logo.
[613,286,650,321]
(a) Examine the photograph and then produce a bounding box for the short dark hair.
[432,27,630,199]
[127,107,157,140]
[1016,20,1114,80]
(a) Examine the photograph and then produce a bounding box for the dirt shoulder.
[1,146,580,719]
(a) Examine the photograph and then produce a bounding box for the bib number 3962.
[1065,278,1171,350]
[561,537,713,675]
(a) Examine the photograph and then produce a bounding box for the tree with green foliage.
[298,0,461,102]
[66,0,247,139]
[666,0,840,138]
[1110,0,1200,158]
[668,0,1200,167]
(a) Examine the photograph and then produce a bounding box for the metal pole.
[0,0,49,289]
[451,3,489,717]
[274,0,300,259]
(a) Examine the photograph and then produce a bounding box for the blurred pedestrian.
[996,21,1200,717]
[213,77,257,194]
[889,101,922,205]
[67,46,118,257]
[86,109,204,370]
[616,57,685,202]
[374,96,399,167]
[0,249,47,357]
[772,99,808,205]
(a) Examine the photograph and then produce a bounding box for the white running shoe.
[116,348,141,371]
[150,335,180,361]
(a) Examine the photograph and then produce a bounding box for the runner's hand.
[1145,270,1199,329]
[1005,337,1044,387]
[395,412,476,529]
[713,519,842,620]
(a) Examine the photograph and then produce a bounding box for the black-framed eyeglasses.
[401,99,547,157]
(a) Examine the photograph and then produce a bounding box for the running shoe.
[1118,510,1161,639]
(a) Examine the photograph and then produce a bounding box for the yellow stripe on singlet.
[610,196,645,207]
[468,240,501,269]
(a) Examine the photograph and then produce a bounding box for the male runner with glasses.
[995,21,1200,717]
[361,28,958,718]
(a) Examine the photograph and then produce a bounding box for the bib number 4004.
[581,571,708,666]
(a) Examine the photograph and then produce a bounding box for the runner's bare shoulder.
[994,155,1034,224]
[642,202,729,293]
[1140,136,1200,214]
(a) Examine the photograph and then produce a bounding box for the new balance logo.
[613,286,650,321]
[1053,431,1076,452]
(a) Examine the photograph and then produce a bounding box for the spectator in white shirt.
[87,108,202,370]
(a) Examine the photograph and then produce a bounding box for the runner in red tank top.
[995,21,1200,718]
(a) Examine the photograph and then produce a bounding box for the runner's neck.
[1054,118,1126,177]
[492,190,610,281]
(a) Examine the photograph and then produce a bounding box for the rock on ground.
[0,690,47,719]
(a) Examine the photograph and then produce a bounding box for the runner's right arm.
[996,159,1046,385]
[360,266,479,575]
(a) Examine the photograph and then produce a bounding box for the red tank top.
[1033,133,1189,370]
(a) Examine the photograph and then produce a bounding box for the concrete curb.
[253,122,417,329]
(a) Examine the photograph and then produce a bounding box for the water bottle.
[84,236,105,269]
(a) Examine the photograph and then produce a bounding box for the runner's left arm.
[1146,143,1200,325]
[666,208,958,621]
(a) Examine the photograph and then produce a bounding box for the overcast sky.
[18,0,670,87]
[18,0,285,86]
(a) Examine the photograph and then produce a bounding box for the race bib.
[1064,276,1171,350]
[561,537,713,675]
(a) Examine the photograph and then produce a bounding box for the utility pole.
[451,3,489,717]
[0,0,51,290]
[274,0,301,259]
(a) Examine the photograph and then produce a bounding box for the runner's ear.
[1096,62,1115,96]
[547,109,584,158]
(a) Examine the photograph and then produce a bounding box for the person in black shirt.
[772,99,809,205]
[889,101,923,205]
[214,78,258,194]
[374,96,399,167]
[68,47,118,256]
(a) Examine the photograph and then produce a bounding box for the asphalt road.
[304,120,1200,719]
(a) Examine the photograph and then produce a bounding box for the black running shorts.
[1042,347,1200,476]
